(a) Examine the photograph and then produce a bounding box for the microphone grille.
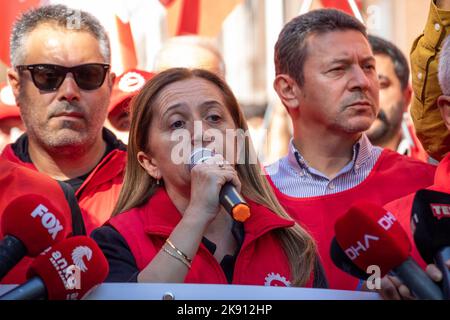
[189,148,214,171]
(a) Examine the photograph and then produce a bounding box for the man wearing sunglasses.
[2,5,127,234]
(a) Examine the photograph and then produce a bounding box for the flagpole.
[299,0,314,15]
[348,0,364,23]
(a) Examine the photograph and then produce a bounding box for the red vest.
[0,158,73,284]
[2,145,126,234]
[384,153,450,267]
[108,188,313,287]
[267,150,436,290]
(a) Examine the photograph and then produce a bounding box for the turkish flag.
[0,0,41,66]
[320,0,362,16]
[160,0,242,37]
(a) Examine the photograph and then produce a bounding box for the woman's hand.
[184,154,241,225]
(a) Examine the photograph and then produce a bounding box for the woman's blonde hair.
[113,68,317,286]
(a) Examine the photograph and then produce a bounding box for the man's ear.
[137,151,161,180]
[402,84,413,112]
[108,72,116,90]
[7,68,21,101]
[437,95,450,130]
[273,74,301,110]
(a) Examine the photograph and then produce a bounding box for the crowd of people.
[0,0,449,300]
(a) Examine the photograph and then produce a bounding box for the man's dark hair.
[368,35,410,91]
[274,9,367,87]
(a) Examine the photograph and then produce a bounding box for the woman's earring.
[156,179,161,186]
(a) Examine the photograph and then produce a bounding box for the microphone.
[0,236,109,300]
[189,148,250,222]
[411,189,450,299]
[333,201,444,300]
[330,237,370,280]
[0,195,68,280]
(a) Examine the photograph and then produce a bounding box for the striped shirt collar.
[287,134,375,179]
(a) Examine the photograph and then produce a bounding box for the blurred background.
[0,0,433,162]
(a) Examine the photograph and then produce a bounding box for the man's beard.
[366,102,404,147]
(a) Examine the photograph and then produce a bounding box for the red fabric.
[2,194,69,256]
[320,0,362,15]
[0,158,73,284]
[115,16,138,70]
[108,69,154,116]
[108,187,314,287]
[1,145,127,235]
[408,124,430,163]
[177,0,200,35]
[335,201,411,276]
[384,153,450,268]
[267,149,436,290]
[0,0,40,66]
[27,236,109,300]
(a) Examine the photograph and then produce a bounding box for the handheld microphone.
[334,201,444,300]
[189,148,250,222]
[0,195,68,280]
[0,236,109,300]
[411,189,450,299]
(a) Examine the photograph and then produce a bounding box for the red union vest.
[0,158,73,284]
[267,149,436,290]
[1,144,126,234]
[107,188,314,287]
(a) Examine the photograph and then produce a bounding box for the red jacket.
[107,188,313,287]
[0,158,77,284]
[384,153,450,268]
[2,142,126,235]
[267,149,436,290]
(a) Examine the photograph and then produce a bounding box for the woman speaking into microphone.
[92,68,324,288]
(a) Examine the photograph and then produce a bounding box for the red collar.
[141,188,295,241]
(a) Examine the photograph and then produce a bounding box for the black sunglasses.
[16,63,110,91]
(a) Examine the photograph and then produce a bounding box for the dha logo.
[430,203,450,220]
[31,204,63,240]
[344,234,380,260]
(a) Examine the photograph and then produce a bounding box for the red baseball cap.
[0,83,21,121]
[108,69,154,119]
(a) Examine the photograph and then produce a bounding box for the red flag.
[162,0,242,37]
[0,0,41,66]
[115,16,138,70]
[320,0,362,16]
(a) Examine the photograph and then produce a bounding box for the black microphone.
[330,237,370,280]
[189,148,250,222]
[411,189,450,299]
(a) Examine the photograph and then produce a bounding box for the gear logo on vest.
[72,246,92,272]
[118,72,146,93]
[264,272,291,287]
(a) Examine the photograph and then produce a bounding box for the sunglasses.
[16,63,110,91]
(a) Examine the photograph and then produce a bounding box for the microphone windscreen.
[334,201,411,276]
[330,237,369,280]
[411,189,450,264]
[1,195,68,256]
[189,148,214,171]
[27,236,108,300]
